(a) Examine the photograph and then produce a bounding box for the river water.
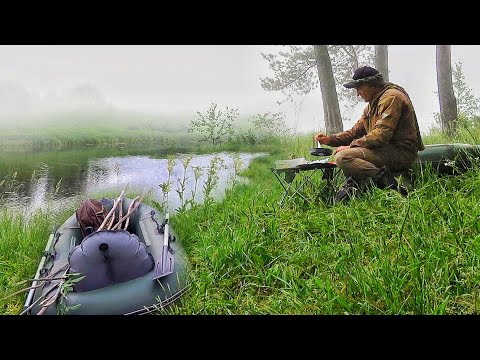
[1,151,268,215]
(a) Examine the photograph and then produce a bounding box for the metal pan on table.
[309,147,333,156]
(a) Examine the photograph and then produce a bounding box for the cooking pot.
[309,147,333,156]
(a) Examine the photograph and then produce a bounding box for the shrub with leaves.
[433,61,480,131]
[188,102,238,145]
[453,61,480,120]
[249,111,290,143]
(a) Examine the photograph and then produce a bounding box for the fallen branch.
[97,185,128,231]
[19,262,70,314]
[118,197,124,229]
[3,278,65,300]
[123,195,140,230]
[36,266,70,315]
[110,188,148,230]
[20,282,60,315]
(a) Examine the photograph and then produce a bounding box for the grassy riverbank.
[1,121,479,314]
[169,152,480,314]
[165,121,480,314]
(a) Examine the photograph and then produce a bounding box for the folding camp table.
[270,160,340,207]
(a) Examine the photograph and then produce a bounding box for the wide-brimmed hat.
[343,66,384,88]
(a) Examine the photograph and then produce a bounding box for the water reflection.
[2,152,267,215]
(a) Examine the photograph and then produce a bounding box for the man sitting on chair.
[314,66,424,203]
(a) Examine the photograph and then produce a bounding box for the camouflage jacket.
[326,83,425,153]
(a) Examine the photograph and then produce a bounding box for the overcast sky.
[1,45,479,134]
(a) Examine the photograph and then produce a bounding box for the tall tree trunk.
[374,45,389,82]
[436,45,458,135]
[313,45,343,133]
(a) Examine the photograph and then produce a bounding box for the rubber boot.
[374,166,408,197]
[334,177,364,203]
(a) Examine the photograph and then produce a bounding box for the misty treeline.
[0,82,108,117]
[260,45,479,137]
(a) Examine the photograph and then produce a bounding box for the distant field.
[0,108,253,152]
[0,108,192,140]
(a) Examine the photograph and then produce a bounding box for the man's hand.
[333,145,350,155]
[314,133,329,144]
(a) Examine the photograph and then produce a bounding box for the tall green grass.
[0,207,74,314]
[168,148,480,314]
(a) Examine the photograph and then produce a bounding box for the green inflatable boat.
[416,143,480,175]
[23,198,189,315]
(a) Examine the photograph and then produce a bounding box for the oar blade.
[153,245,174,280]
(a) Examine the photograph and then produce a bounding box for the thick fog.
[0,45,479,134]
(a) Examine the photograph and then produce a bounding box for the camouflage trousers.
[334,145,417,181]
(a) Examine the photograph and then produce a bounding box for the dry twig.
[97,185,128,231]
[110,188,148,231]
